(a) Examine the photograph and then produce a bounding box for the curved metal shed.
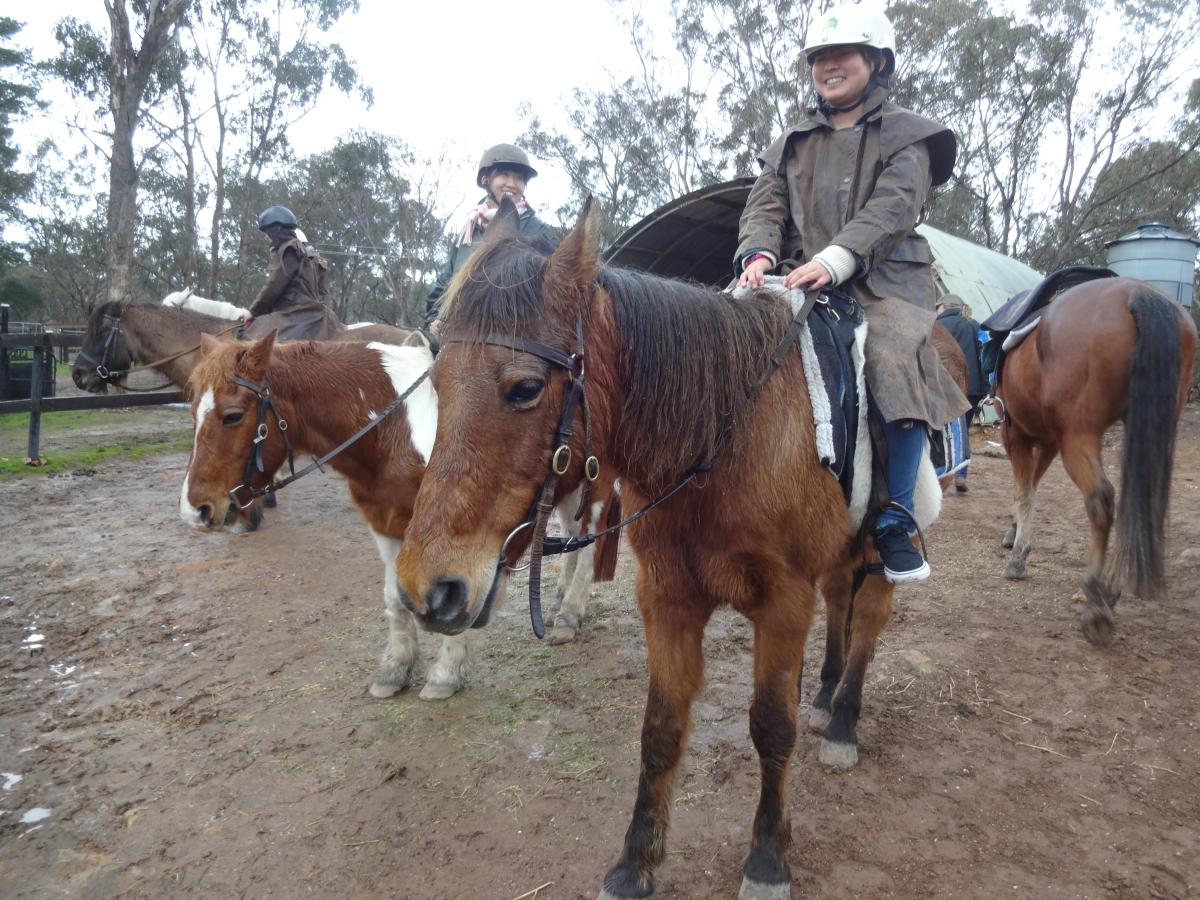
[604,178,1042,317]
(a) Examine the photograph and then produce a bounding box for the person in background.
[422,144,557,333]
[734,4,968,582]
[936,294,985,492]
[243,205,339,341]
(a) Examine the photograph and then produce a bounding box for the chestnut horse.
[181,333,615,699]
[997,277,1196,644]
[393,200,958,898]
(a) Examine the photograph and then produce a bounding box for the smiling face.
[482,166,527,206]
[810,45,875,109]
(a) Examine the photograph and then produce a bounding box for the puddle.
[21,628,45,652]
[50,663,78,678]
[2,772,22,790]
[19,807,52,824]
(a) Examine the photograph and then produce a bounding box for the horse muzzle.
[398,564,503,635]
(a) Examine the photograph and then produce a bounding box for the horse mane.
[442,236,793,489]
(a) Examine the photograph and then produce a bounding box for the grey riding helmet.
[257,205,299,231]
[476,144,538,188]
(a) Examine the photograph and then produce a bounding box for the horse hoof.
[807,706,831,733]
[368,680,405,699]
[546,624,578,645]
[1080,605,1115,646]
[1002,561,1027,580]
[1001,524,1016,549]
[818,738,859,771]
[738,876,792,900]
[419,680,460,701]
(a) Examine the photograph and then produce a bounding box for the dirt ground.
[2,406,1198,900]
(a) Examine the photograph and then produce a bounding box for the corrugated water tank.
[1105,222,1199,307]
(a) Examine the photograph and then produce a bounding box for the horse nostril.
[425,576,469,623]
[198,504,213,526]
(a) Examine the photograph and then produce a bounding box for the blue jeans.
[876,418,923,532]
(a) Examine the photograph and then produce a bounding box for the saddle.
[981,266,1117,385]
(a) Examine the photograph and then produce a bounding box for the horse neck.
[121,305,210,387]
[257,346,417,480]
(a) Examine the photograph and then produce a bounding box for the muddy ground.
[1,406,1198,899]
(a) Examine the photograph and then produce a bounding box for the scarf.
[458,196,529,246]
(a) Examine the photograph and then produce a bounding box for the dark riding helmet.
[257,205,299,232]
[476,144,538,188]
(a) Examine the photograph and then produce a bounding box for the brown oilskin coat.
[736,88,968,427]
[245,236,340,341]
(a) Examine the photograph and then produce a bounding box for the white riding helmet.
[804,4,896,77]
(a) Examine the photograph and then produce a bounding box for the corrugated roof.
[605,178,1042,316]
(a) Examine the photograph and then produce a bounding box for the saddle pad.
[1001,317,1040,352]
[932,416,970,478]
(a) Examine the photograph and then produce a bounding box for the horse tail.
[1112,287,1184,599]
[592,493,623,583]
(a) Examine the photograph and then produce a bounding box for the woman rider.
[735,4,968,582]
[243,205,339,341]
[422,143,557,333]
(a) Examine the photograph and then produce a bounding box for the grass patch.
[0,407,173,437]
[0,432,193,479]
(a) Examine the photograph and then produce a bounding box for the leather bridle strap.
[228,375,297,509]
[226,369,430,509]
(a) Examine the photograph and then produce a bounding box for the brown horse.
[997,277,1196,644]
[181,333,616,698]
[392,200,963,897]
[71,298,415,394]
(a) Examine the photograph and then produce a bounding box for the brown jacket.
[245,236,340,341]
[736,89,967,427]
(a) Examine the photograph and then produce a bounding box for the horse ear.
[200,332,221,356]
[548,195,600,289]
[239,330,277,379]
[489,196,522,241]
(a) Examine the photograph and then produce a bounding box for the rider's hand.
[242,314,253,327]
[737,256,773,289]
[783,260,833,292]
[430,319,441,335]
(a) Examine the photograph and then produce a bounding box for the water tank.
[1104,222,1199,307]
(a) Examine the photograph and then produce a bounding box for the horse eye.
[222,411,245,426]
[505,378,545,409]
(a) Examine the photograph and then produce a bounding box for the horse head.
[180,330,281,534]
[72,300,134,393]
[395,198,608,635]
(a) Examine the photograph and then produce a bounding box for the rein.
[448,289,823,640]
[225,369,430,510]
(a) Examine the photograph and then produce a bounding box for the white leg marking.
[368,530,419,698]
[420,633,470,701]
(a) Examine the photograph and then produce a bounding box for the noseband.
[75,314,126,384]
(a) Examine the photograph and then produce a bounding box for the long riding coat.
[736,88,968,427]
[245,236,340,341]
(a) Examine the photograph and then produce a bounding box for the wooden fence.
[0,327,184,465]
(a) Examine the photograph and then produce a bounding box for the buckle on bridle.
[551,444,572,475]
[584,455,600,482]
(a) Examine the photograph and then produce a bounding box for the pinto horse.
[180,333,617,699]
[393,199,960,897]
[997,277,1196,644]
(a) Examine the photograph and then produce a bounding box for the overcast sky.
[12,0,664,230]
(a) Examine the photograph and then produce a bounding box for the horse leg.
[548,541,593,645]
[819,571,893,772]
[807,567,853,733]
[599,592,711,900]
[1002,436,1057,579]
[1059,435,1118,645]
[369,533,420,698]
[420,633,471,700]
[738,586,815,899]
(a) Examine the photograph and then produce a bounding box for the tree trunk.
[102,0,191,305]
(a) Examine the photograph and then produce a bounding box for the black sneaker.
[874,525,931,584]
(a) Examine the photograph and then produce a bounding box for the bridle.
[224,369,430,511]
[77,309,240,391]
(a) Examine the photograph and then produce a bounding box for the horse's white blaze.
[179,389,215,527]
[367,342,436,465]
